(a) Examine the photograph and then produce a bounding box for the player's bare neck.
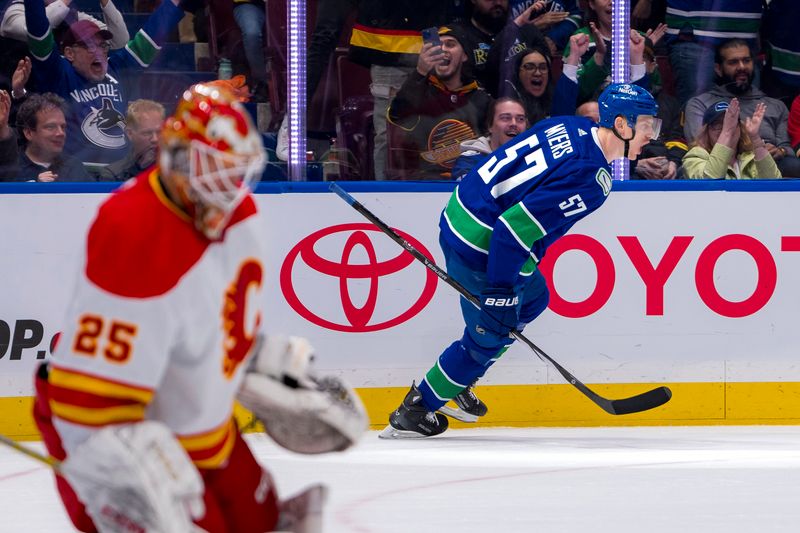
[596,127,624,162]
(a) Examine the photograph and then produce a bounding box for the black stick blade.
[609,386,673,415]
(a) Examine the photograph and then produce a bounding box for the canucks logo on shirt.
[421,119,479,169]
[82,97,127,149]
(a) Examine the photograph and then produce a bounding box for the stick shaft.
[0,433,61,471]
[329,183,671,415]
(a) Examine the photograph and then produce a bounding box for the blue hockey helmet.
[598,83,661,158]
[598,83,659,131]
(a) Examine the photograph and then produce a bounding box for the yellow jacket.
[682,144,782,179]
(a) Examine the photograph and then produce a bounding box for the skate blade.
[438,405,479,423]
[378,425,435,439]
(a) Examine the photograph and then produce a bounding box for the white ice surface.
[2,426,800,532]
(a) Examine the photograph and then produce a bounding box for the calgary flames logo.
[222,259,263,379]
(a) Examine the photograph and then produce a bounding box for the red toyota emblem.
[280,223,438,332]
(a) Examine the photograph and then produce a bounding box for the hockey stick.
[329,183,671,415]
[0,433,62,470]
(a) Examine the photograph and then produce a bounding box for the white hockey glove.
[237,335,368,454]
[61,421,205,533]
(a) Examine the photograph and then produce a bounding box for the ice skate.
[273,483,328,533]
[379,383,448,439]
[438,380,488,423]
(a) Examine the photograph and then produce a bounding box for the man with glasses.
[459,1,549,95]
[23,0,184,168]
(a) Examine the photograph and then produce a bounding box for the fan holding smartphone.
[416,26,448,76]
[387,24,489,179]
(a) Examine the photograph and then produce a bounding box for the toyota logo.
[280,223,438,332]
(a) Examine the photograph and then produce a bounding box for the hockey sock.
[418,340,505,411]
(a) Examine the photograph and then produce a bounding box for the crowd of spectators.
[0,0,798,182]
[309,0,798,180]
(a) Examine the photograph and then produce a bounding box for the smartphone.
[421,27,442,48]
[529,0,550,20]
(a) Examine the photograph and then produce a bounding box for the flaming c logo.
[280,224,438,332]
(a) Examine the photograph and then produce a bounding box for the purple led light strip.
[287,0,306,181]
[611,0,630,181]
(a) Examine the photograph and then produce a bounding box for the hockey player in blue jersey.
[381,82,662,438]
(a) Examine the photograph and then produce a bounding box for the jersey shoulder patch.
[595,167,612,196]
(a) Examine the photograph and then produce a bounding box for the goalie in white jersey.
[33,84,368,532]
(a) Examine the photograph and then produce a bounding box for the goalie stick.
[329,182,672,416]
[0,433,62,470]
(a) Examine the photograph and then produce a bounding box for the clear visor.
[188,139,266,213]
[635,115,663,140]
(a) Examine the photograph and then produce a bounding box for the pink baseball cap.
[60,20,113,48]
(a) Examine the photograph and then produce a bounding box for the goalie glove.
[237,335,368,454]
[61,421,205,533]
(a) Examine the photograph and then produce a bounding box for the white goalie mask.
[160,84,266,239]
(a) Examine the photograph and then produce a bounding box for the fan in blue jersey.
[381,82,661,439]
[23,0,184,166]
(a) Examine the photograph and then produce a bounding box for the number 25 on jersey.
[73,314,138,364]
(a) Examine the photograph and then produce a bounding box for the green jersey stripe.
[125,30,161,67]
[498,202,546,250]
[520,257,537,276]
[27,30,54,61]
[664,13,760,33]
[770,45,800,72]
[444,191,541,277]
[444,187,492,254]
[424,360,467,400]
[666,7,761,19]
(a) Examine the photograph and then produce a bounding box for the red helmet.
[160,83,265,239]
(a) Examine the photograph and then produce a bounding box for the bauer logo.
[280,224,439,332]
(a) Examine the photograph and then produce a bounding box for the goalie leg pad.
[62,421,205,533]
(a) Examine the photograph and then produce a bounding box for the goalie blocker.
[237,335,369,455]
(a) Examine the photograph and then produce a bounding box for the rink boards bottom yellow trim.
[5,382,800,440]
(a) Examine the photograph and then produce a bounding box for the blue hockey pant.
[417,239,549,412]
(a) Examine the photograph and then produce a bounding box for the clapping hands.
[743,102,766,143]
[716,98,741,149]
[0,91,10,140]
[645,23,668,47]
[589,22,607,66]
[630,30,645,64]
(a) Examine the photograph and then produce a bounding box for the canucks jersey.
[440,115,612,288]
[665,0,762,48]
[24,0,183,165]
